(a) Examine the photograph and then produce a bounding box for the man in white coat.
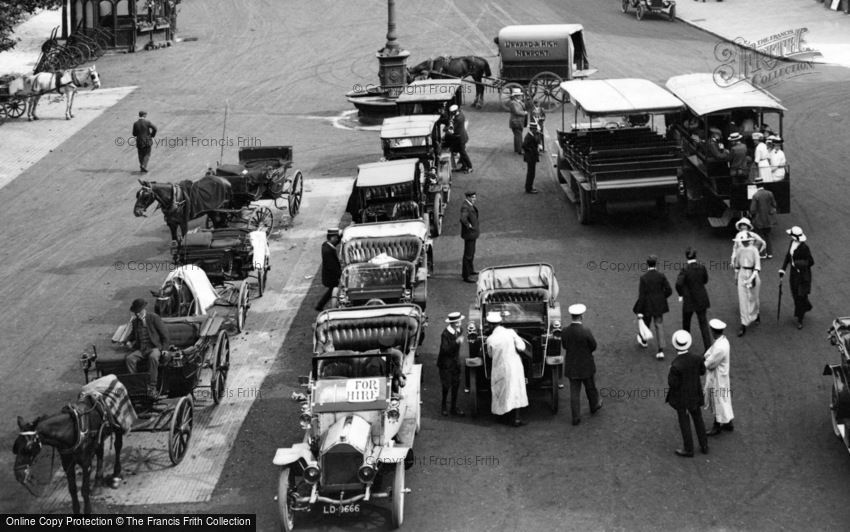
[485,311,529,426]
[704,319,734,435]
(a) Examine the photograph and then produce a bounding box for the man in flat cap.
[125,298,170,397]
[486,312,528,426]
[437,312,465,416]
[633,255,673,360]
[131,111,157,173]
[315,228,341,311]
[704,319,734,436]
[666,330,708,457]
[779,226,814,329]
[562,303,601,426]
[460,191,479,283]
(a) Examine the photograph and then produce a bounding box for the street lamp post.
[376,0,409,98]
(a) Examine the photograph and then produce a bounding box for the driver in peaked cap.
[561,304,601,426]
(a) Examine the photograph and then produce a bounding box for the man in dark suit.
[131,111,157,172]
[459,191,479,283]
[633,255,673,360]
[446,105,472,173]
[666,330,708,457]
[125,298,170,397]
[562,304,601,426]
[675,247,712,353]
[437,312,465,417]
[779,226,814,329]
[521,129,539,194]
[750,184,777,259]
[315,228,341,311]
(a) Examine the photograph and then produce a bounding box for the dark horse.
[407,56,491,108]
[13,396,123,514]
[134,177,232,244]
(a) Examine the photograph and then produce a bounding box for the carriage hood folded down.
[79,375,138,434]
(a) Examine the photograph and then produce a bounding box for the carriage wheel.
[668,5,676,21]
[168,396,193,465]
[6,98,26,119]
[529,71,565,113]
[621,0,629,12]
[277,467,296,532]
[498,83,524,111]
[236,280,249,333]
[469,368,479,416]
[550,366,560,414]
[256,257,269,297]
[636,4,646,20]
[391,461,405,528]
[287,170,304,217]
[426,245,434,278]
[249,206,274,236]
[831,386,844,439]
[210,331,230,405]
[430,194,443,237]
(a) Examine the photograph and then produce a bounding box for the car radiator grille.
[321,445,361,486]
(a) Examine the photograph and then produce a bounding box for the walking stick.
[777,275,783,321]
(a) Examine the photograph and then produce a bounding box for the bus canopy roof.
[560,78,685,116]
[665,73,787,116]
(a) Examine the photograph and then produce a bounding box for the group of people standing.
[507,87,546,194]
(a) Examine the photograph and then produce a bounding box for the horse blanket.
[185,175,231,218]
[79,375,137,434]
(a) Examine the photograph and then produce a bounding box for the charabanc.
[824,317,850,454]
[174,227,271,296]
[556,78,685,224]
[621,0,676,21]
[334,220,432,310]
[273,304,425,530]
[79,312,232,464]
[380,114,451,236]
[465,264,564,415]
[152,264,250,334]
[207,146,304,233]
[492,24,596,111]
[665,73,791,228]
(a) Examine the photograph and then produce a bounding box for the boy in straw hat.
[507,87,527,155]
[779,226,814,329]
[437,312,466,417]
[485,311,528,426]
[704,319,734,436]
[666,330,708,457]
[732,232,761,337]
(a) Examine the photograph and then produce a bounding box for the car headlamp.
[299,413,312,430]
[357,463,377,483]
[303,463,320,484]
[387,398,401,421]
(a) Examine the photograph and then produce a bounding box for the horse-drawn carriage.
[493,24,596,111]
[380,115,452,236]
[0,75,27,120]
[621,0,676,21]
[79,312,233,464]
[153,264,250,333]
[174,227,271,296]
[273,304,424,530]
[665,73,791,227]
[465,264,564,415]
[824,317,850,454]
[334,220,432,310]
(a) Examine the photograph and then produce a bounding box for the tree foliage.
[0,0,64,53]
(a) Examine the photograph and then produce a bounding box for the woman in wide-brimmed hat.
[732,232,761,337]
[731,217,766,265]
[779,226,814,329]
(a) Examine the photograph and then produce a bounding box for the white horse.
[23,65,101,121]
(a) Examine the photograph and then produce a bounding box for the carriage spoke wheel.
[287,170,304,217]
[430,194,443,237]
[249,206,274,236]
[236,280,249,333]
[210,331,230,405]
[498,83,525,111]
[529,71,565,112]
[256,257,269,297]
[277,467,296,532]
[168,396,193,465]
[6,98,26,118]
[391,461,405,528]
[550,366,560,414]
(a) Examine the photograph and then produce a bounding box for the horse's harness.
[53,69,91,94]
[60,397,109,455]
[144,183,186,216]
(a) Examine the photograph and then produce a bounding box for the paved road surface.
[2,1,850,531]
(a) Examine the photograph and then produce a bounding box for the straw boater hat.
[728,132,742,142]
[449,104,458,113]
[735,217,753,231]
[672,330,692,352]
[769,135,783,144]
[510,87,522,97]
[568,303,586,316]
[786,226,807,242]
[709,319,726,331]
[130,298,147,313]
[486,311,502,323]
[445,311,464,323]
[752,132,764,141]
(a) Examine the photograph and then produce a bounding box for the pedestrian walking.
[485,312,528,426]
[675,247,712,353]
[633,255,673,360]
[507,88,527,154]
[521,129,539,194]
[460,191,479,283]
[132,111,157,172]
[731,217,766,263]
[779,226,814,329]
[562,304,602,426]
[704,319,734,435]
[315,228,341,311]
[437,312,466,417]
[666,330,708,457]
[446,104,473,173]
[750,183,778,259]
[732,233,761,337]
